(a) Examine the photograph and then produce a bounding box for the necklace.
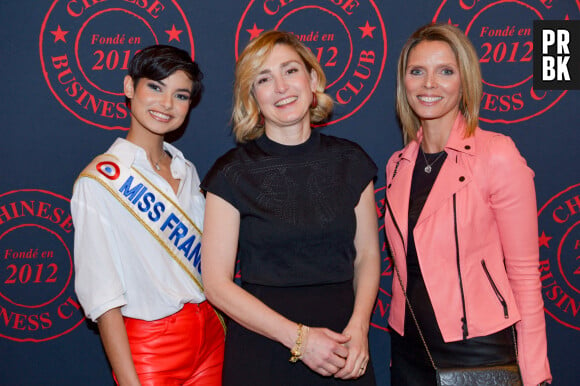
[153,151,166,171]
[420,148,445,174]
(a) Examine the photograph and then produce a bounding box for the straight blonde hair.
[396,23,482,143]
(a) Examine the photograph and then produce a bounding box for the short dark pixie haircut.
[128,45,203,97]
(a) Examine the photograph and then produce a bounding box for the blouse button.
[398,153,402,158]
[387,183,392,188]
[464,145,471,150]
[459,176,465,182]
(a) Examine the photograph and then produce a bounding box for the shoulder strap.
[384,196,438,370]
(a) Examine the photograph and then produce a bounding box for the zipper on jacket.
[453,194,469,340]
[379,160,403,220]
[385,198,406,254]
[481,259,509,318]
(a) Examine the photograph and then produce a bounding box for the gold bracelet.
[289,323,308,363]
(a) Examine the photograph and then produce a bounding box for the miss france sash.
[78,153,206,299]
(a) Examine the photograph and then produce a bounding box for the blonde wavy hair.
[396,23,482,144]
[232,30,334,143]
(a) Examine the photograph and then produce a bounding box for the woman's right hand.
[299,327,351,377]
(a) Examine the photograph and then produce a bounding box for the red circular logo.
[371,185,392,333]
[236,0,387,127]
[538,183,580,331]
[39,0,195,130]
[0,189,83,342]
[433,0,580,124]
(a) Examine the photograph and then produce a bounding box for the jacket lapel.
[416,158,471,226]
[416,115,476,227]
[386,142,419,248]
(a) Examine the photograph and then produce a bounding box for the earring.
[258,113,265,126]
[311,92,318,109]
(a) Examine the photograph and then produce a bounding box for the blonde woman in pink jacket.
[383,23,551,385]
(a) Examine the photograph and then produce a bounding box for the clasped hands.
[297,325,369,379]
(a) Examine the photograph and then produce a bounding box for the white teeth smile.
[418,96,442,103]
[150,111,170,120]
[275,97,297,107]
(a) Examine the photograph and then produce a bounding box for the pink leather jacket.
[384,115,551,385]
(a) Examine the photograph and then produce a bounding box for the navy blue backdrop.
[1,1,578,385]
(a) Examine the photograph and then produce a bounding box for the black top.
[406,149,447,338]
[201,130,377,286]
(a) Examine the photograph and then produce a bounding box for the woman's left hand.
[332,181,377,380]
[333,323,370,379]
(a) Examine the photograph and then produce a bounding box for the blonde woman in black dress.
[201,31,380,385]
